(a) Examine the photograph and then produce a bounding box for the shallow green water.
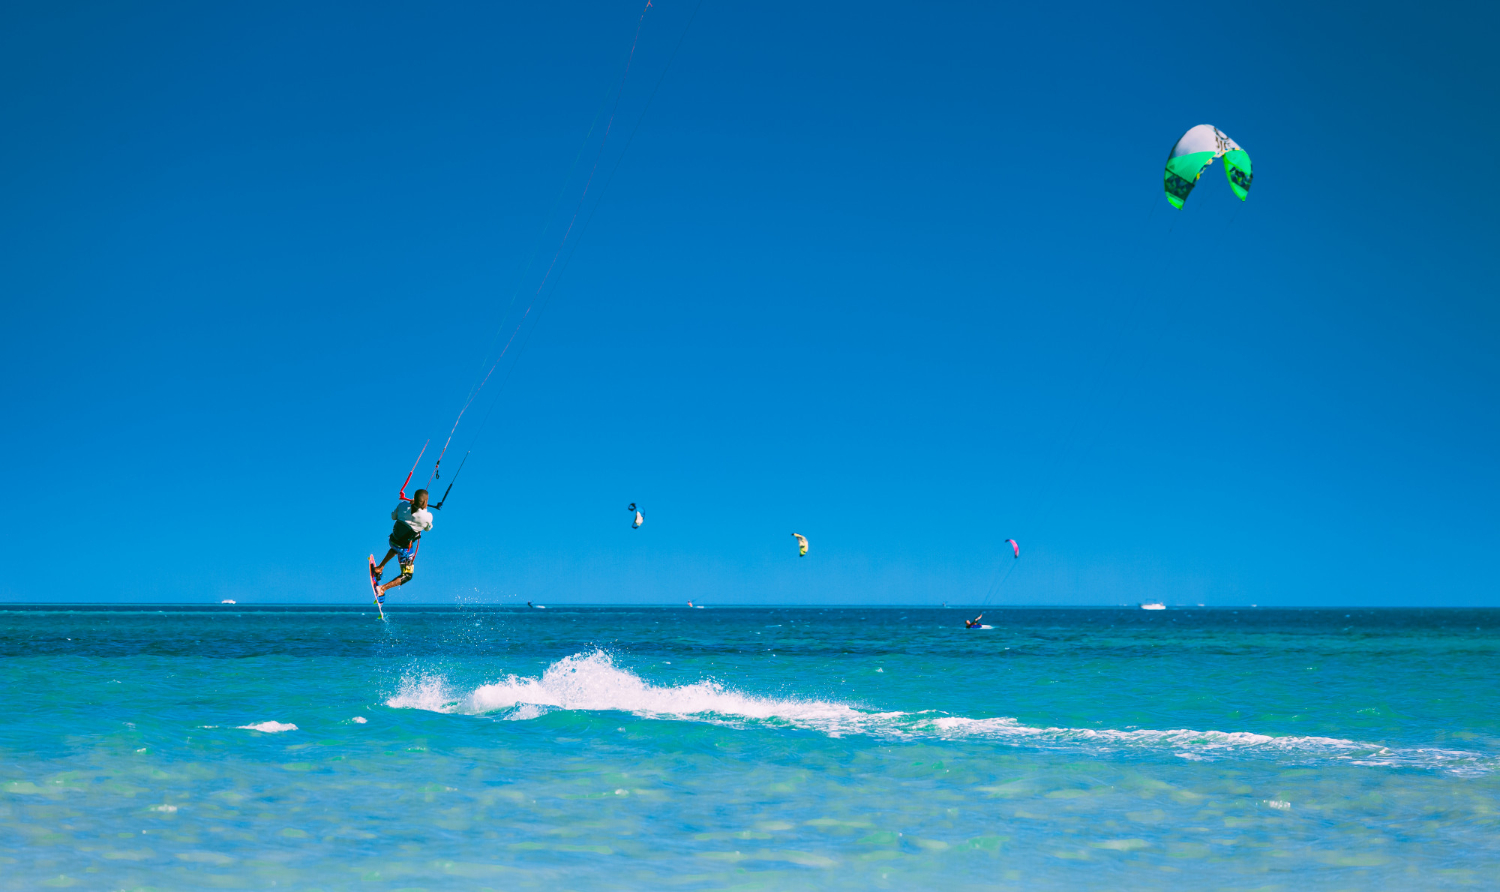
[2,606,1496,889]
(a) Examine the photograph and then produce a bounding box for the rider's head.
[412,489,429,509]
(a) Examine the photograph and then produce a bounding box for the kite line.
[422,0,669,493]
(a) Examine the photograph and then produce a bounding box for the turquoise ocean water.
[2,605,1497,890]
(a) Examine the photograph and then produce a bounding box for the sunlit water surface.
[2,606,1496,890]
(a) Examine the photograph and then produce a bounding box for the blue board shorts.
[387,536,417,579]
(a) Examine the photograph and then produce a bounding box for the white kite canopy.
[1168,124,1239,159]
[1163,124,1253,209]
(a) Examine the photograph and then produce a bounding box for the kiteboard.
[368,556,384,619]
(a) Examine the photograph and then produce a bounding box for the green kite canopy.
[1163,124,1252,209]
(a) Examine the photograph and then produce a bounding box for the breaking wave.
[386,650,881,733]
[386,651,1493,776]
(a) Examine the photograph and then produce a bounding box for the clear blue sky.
[3,0,1496,605]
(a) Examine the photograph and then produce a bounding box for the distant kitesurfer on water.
[965,614,984,629]
[372,489,433,601]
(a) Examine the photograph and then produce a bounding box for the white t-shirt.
[392,500,434,535]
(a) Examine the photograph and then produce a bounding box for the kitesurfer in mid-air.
[372,489,433,601]
[965,614,984,629]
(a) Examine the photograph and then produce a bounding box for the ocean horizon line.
[1,601,1494,611]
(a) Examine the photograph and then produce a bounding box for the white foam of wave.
[923,718,1492,774]
[237,721,298,733]
[387,651,881,733]
[385,651,1493,775]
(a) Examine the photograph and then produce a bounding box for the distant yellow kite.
[791,533,808,557]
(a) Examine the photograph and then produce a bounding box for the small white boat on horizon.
[1140,602,1166,610]
[220,599,236,604]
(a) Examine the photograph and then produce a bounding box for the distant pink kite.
[1006,539,1019,559]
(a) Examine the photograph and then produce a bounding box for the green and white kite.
[1163,124,1252,209]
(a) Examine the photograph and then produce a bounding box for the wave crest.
[385,651,1492,774]
[389,650,871,730]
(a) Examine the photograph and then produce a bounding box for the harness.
[389,521,422,550]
